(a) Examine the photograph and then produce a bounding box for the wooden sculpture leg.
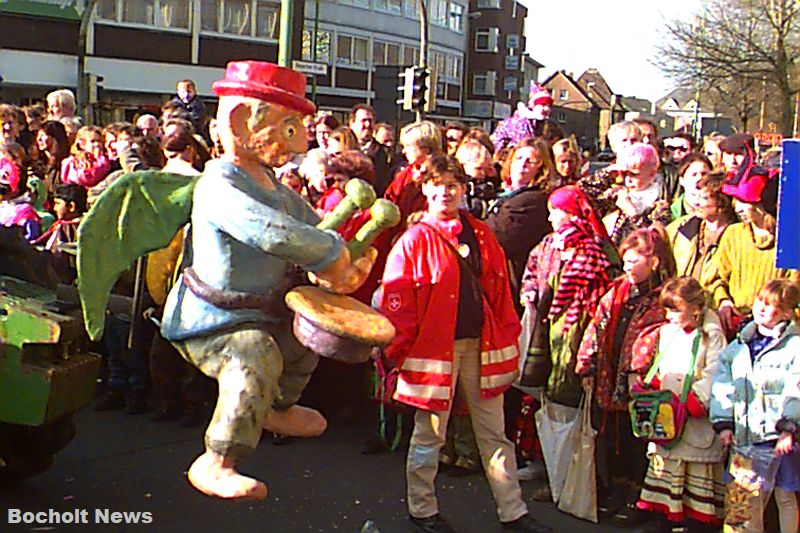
[187,450,268,500]
[263,405,328,437]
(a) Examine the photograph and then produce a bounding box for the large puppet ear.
[227,102,253,146]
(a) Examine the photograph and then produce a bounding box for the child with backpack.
[630,276,727,532]
[711,279,800,533]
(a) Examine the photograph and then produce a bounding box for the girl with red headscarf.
[515,186,614,495]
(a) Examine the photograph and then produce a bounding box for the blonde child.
[60,125,110,188]
[631,277,727,530]
[711,279,800,532]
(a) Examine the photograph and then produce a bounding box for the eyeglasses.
[446,136,460,143]
[665,145,690,153]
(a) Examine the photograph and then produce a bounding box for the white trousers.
[406,338,528,522]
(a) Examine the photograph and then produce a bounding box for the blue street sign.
[776,139,800,269]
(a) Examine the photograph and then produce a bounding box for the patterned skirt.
[637,454,725,525]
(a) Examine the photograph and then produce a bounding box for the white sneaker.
[517,460,546,481]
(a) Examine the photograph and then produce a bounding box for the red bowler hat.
[212,60,316,116]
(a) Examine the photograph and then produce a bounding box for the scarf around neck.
[548,218,611,332]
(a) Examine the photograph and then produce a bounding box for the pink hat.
[528,82,553,108]
[722,144,769,203]
[0,157,20,194]
[212,61,316,116]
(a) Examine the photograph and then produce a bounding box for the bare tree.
[657,0,799,135]
[703,77,762,132]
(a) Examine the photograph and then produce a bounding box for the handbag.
[370,350,405,451]
[519,285,553,388]
[557,390,598,523]
[628,330,701,448]
[535,395,580,503]
[723,444,782,532]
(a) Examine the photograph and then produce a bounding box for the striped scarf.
[548,218,611,332]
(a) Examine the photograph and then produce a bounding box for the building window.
[559,89,569,100]
[473,71,496,96]
[200,0,280,38]
[387,43,400,65]
[445,55,462,81]
[336,34,369,67]
[476,0,500,8]
[557,111,566,123]
[302,29,331,63]
[448,2,463,32]
[373,41,401,65]
[339,0,370,8]
[374,0,402,13]
[254,1,279,37]
[404,0,419,18]
[373,41,386,66]
[98,0,190,28]
[430,0,447,26]
[403,45,419,66]
[474,28,499,52]
[436,80,446,99]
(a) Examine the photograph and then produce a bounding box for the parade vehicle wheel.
[0,417,76,486]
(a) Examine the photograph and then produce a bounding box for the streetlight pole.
[77,0,98,124]
[278,0,294,67]
[311,0,320,102]
[417,0,428,122]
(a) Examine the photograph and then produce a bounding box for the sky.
[522,0,702,102]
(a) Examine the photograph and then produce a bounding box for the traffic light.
[410,66,429,111]
[398,67,414,110]
[399,66,431,112]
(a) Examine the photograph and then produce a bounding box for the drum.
[285,286,395,364]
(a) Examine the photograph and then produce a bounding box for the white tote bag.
[557,391,598,523]
[534,395,579,503]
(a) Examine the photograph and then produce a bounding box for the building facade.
[1,0,309,122]
[300,0,467,121]
[542,70,599,151]
[576,68,626,150]
[463,0,527,128]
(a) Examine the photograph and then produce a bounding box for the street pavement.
[1,401,620,533]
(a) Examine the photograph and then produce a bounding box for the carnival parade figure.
[490,82,554,154]
[77,61,376,501]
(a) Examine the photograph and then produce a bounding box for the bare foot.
[263,405,327,437]
[187,451,267,500]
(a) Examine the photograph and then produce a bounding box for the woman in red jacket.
[380,155,551,533]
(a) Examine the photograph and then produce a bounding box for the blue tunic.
[161,160,344,341]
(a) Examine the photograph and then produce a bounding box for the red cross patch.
[387,293,402,312]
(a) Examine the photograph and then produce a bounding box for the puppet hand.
[310,247,377,294]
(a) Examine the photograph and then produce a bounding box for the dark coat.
[171,96,207,134]
[485,186,551,309]
[362,139,392,197]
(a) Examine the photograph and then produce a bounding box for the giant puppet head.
[212,61,316,169]
[516,82,553,122]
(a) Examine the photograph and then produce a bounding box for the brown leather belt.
[182,267,278,310]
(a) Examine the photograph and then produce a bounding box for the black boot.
[179,403,206,427]
[151,402,183,422]
[94,389,125,411]
[123,390,148,415]
[501,514,553,533]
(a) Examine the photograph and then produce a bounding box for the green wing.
[77,170,198,341]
